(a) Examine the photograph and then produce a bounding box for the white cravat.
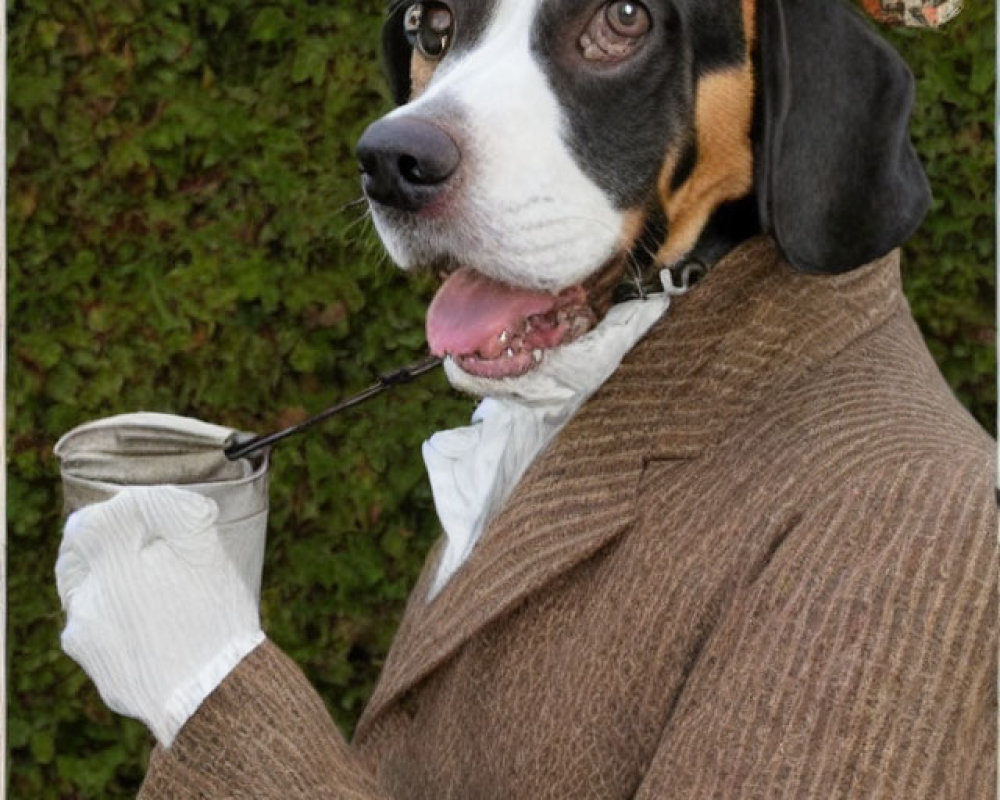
[423,274,676,599]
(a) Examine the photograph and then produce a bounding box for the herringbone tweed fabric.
[141,237,997,799]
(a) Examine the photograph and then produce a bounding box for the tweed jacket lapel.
[357,383,649,737]
[356,237,905,738]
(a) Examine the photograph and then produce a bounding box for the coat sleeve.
[634,455,998,799]
[139,639,389,799]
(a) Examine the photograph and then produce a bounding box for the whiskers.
[335,194,370,216]
[336,194,389,262]
[624,234,666,300]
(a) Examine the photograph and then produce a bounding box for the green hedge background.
[7,1,995,796]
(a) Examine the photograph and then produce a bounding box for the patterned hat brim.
[859,0,964,28]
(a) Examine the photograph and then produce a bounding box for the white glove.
[56,486,265,747]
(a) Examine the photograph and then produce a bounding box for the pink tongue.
[426,268,557,358]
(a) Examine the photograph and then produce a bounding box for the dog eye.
[404,3,454,61]
[606,2,651,37]
[581,1,652,62]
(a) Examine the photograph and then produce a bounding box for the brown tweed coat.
[140,238,997,799]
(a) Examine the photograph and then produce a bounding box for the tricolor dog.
[59,1,996,796]
[359,0,928,393]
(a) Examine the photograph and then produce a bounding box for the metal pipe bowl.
[55,413,269,600]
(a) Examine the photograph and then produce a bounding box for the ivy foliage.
[9,1,473,795]
[7,1,994,796]
[887,7,996,426]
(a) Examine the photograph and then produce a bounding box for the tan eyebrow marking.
[655,0,757,264]
[410,50,439,99]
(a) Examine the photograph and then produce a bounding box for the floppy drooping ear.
[755,0,932,274]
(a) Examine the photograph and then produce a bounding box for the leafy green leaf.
[250,6,290,42]
[291,38,329,85]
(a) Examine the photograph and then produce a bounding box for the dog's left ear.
[382,3,413,106]
[755,0,932,274]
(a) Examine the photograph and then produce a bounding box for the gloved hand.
[56,485,265,747]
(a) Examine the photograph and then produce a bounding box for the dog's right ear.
[382,3,414,106]
[754,0,932,274]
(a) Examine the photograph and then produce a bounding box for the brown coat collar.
[356,236,905,738]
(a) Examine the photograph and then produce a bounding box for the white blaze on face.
[372,0,627,292]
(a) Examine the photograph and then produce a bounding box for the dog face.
[371,0,755,276]
[360,0,929,385]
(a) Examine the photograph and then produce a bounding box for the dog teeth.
[533,349,543,363]
[506,348,515,358]
[499,330,510,344]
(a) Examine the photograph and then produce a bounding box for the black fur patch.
[383,0,500,103]
[684,0,749,77]
[669,138,699,192]
[448,0,499,59]
[532,0,749,210]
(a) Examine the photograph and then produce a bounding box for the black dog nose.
[356,117,461,212]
